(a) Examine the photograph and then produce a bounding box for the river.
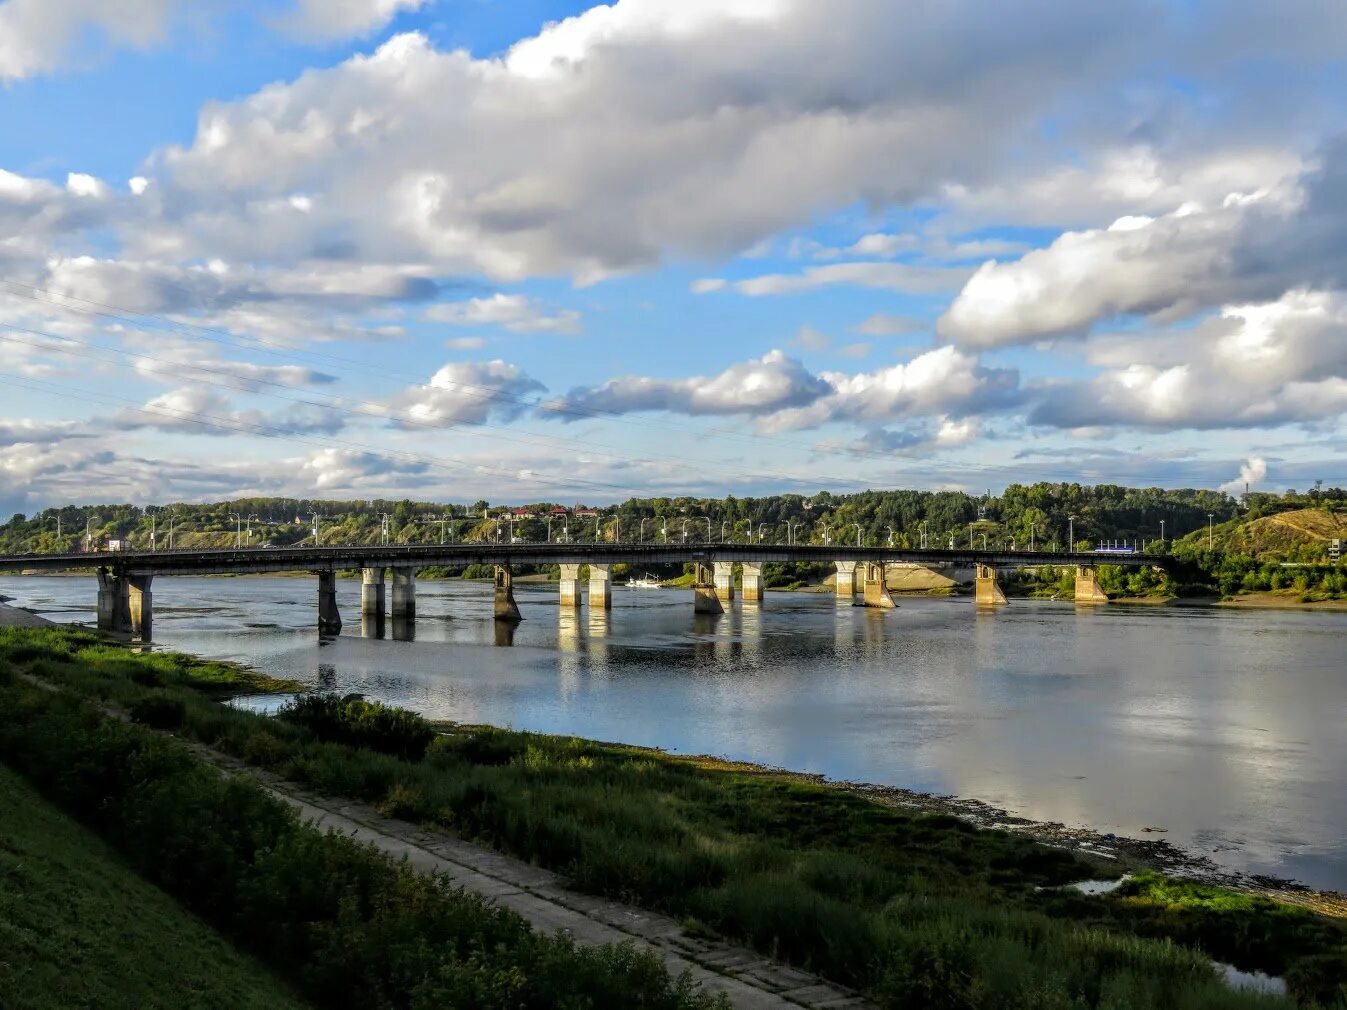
[3,573,1344,892]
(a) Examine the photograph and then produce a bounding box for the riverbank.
[3,627,1343,1009]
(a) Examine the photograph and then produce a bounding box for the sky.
[1,0,1346,514]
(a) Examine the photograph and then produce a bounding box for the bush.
[278,693,436,761]
[128,693,186,731]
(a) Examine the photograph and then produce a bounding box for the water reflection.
[2,573,1346,890]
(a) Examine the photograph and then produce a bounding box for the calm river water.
[3,574,1344,891]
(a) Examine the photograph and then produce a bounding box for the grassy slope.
[1192,508,1347,561]
[0,763,305,1010]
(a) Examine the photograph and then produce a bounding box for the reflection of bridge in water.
[0,543,1170,643]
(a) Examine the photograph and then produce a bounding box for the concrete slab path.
[186,740,875,1010]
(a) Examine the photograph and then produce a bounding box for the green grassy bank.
[0,762,305,1010]
[2,627,1345,1009]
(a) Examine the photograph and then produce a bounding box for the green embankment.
[0,762,305,1010]
[3,627,1346,1010]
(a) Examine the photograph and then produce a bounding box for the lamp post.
[229,513,242,549]
[705,517,712,542]
[919,521,928,549]
[885,526,895,548]
[981,533,988,551]
[758,522,769,544]
[1207,513,1214,549]
[720,519,728,543]
[682,519,690,543]
[1160,519,1165,546]
[969,522,975,550]
[853,523,862,547]
[640,518,648,542]
[1068,514,1076,552]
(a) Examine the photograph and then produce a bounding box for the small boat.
[624,572,663,589]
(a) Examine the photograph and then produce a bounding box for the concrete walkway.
[186,741,874,1010]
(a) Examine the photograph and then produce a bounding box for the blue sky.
[1,0,1346,514]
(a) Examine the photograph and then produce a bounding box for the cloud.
[424,293,581,334]
[690,278,727,294]
[853,313,926,336]
[111,387,347,437]
[0,418,85,447]
[790,324,830,351]
[278,0,432,42]
[1029,290,1347,430]
[733,262,969,297]
[845,416,982,455]
[298,447,428,489]
[1220,457,1268,494]
[544,349,832,421]
[0,0,182,81]
[939,138,1347,348]
[545,346,1019,433]
[383,359,545,427]
[148,1,1186,280]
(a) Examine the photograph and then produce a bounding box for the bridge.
[0,543,1169,642]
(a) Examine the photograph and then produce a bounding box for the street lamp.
[1160,519,1166,546]
[981,533,988,551]
[720,519,729,543]
[1207,513,1214,549]
[919,521,928,549]
[640,518,648,542]
[1067,514,1076,552]
[228,512,242,549]
[705,517,712,541]
[885,526,895,548]
[757,522,769,544]
[682,519,690,543]
[853,523,862,547]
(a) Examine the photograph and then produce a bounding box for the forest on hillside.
[2,483,1342,558]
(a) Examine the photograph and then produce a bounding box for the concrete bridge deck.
[0,543,1170,643]
[0,542,1164,576]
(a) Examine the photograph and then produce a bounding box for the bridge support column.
[589,563,612,610]
[494,565,521,622]
[361,567,386,638]
[559,564,582,609]
[127,574,153,642]
[693,562,724,615]
[834,561,857,600]
[860,562,896,609]
[1075,565,1110,604]
[741,562,764,603]
[974,564,1007,606]
[713,561,735,602]
[317,570,342,637]
[96,568,131,634]
[361,568,385,618]
[391,567,416,622]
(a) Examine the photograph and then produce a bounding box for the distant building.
[574,507,600,519]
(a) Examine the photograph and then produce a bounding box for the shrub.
[128,693,186,731]
[278,693,436,761]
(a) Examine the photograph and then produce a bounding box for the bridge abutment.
[1075,565,1110,604]
[693,562,724,615]
[714,561,735,602]
[317,570,342,636]
[835,561,857,600]
[974,564,1008,606]
[494,565,521,622]
[741,562,764,603]
[860,562,896,609]
[589,563,612,610]
[559,563,582,608]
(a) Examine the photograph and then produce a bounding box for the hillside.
[1181,508,1347,563]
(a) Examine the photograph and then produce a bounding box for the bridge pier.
[974,564,1007,606]
[860,562,896,609]
[95,568,126,634]
[1075,565,1110,604]
[361,568,385,638]
[741,562,764,603]
[835,561,857,601]
[714,561,735,602]
[559,563,582,608]
[317,570,342,636]
[391,567,416,622]
[589,563,612,610]
[692,562,724,615]
[128,575,153,641]
[494,565,521,622]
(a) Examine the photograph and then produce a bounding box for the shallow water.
[4,573,1345,891]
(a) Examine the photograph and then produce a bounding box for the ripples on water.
[3,574,1344,891]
